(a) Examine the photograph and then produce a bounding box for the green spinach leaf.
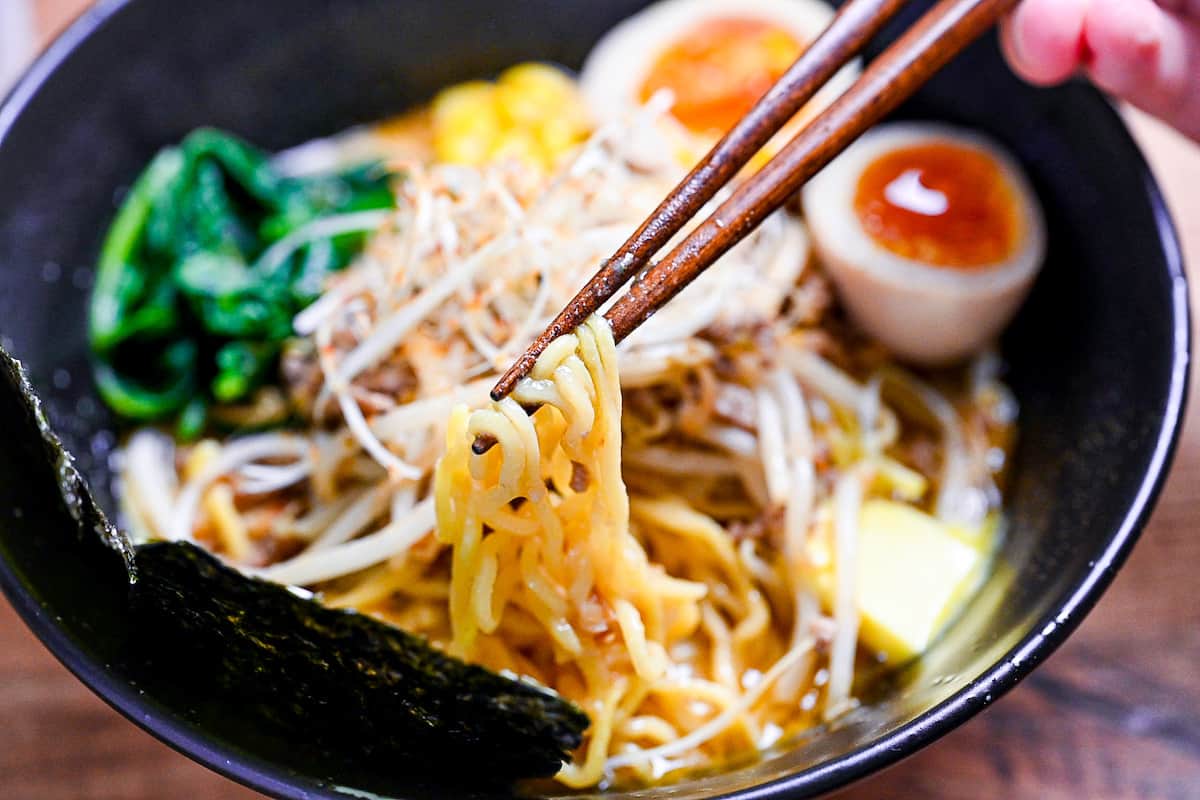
[89,128,395,435]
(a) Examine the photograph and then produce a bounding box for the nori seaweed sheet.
[134,541,589,778]
[0,347,588,785]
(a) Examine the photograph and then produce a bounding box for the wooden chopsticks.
[491,0,1018,402]
[490,0,909,401]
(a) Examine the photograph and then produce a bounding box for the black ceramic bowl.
[0,1,1190,798]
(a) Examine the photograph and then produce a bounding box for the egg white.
[803,122,1047,366]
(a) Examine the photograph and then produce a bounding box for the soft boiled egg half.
[580,0,857,148]
[803,122,1046,365]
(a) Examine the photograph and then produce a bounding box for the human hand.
[1002,0,1200,142]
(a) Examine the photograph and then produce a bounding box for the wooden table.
[4,3,1199,798]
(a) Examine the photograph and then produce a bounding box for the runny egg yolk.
[638,18,803,135]
[853,142,1021,269]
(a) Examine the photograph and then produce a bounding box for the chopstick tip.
[472,434,498,455]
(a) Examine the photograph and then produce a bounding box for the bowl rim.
[0,1,1192,798]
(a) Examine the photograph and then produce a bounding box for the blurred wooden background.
[3,1,1198,798]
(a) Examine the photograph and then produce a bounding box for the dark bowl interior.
[0,1,1189,798]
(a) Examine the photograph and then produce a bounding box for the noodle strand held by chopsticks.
[432,316,843,785]
[438,316,751,784]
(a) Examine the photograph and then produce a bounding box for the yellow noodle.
[430,316,821,783]
[203,485,252,562]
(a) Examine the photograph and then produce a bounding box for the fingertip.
[1004,0,1091,86]
[1000,18,1045,85]
[1083,0,1165,95]
[1084,0,1200,137]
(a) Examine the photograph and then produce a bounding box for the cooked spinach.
[89,128,394,435]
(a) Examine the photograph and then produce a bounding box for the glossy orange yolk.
[639,17,803,135]
[854,142,1022,269]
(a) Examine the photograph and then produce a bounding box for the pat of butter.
[810,500,989,663]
